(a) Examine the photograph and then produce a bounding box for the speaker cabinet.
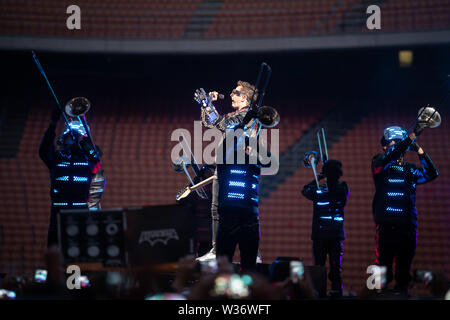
[58,208,127,267]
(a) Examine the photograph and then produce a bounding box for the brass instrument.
[417,105,441,129]
[64,97,96,151]
[302,128,329,190]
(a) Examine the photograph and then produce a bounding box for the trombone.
[65,97,96,151]
[32,51,96,149]
[407,104,441,134]
[303,128,329,191]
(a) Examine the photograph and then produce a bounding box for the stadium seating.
[0,0,448,39]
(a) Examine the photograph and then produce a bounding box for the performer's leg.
[216,210,239,264]
[197,176,219,261]
[375,224,396,286]
[328,240,344,293]
[47,208,59,248]
[394,226,417,294]
[312,239,327,266]
[238,215,260,271]
[211,176,219,249]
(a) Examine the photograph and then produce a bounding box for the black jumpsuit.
[371,136,438,291]
[39,122,104,248]
[302,179,349,292]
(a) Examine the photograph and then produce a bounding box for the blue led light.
[252,184,257,190]
[56,162,70,167]
[63,122,87,137]
[227,193,245,199]
[386,207,403,212]
[317,202,330,206]
[229,181,246,187]
[320,216,332,220]
[73,202,87,206]
[230,169,246,174]
[73,176,88,182]
[316,190,323,194]
[53,202,68,206]
[334,217,344,221]
[253,175,258,179]
[56,176,69,181]
[391,166,404,172]
[387,192,404,197]
[73,162,88,166]
[251,197,259,203]
[53,189,58,193]
[388,179,404,183]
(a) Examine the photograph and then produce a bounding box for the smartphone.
[79,275,90,288]
[200,260,218,273]
[415,269,434,284]
[34,269,48,283]
[213,274,249,298]
[0,289,16,300]
[290,260,304,283]
[378,266,387,288]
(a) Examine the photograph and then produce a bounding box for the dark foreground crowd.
[0,248,448,301]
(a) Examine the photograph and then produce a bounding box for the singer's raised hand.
[208,91,219,102]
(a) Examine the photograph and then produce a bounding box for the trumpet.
[302,128,329,190]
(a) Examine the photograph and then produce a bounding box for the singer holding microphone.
[197,80,263,265]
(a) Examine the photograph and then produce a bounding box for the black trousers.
[216,207,260,271]
[47,207,59,248]
[312,239,343,292]
[375,223,417,291]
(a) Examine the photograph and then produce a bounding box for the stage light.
[399,50,413,68]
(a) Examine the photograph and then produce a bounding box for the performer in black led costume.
[39,106,105,248]
[371,121,438,295]
[302,159,349,296]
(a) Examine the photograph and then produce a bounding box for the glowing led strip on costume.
[386,207,403,212]
[229,181,246,187]
[387,192,404,197]
[388,179,404,183]
[228,193,245,199]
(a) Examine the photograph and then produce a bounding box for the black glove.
[413,121,427,137]
[79,137,99,161]
[240,108,258,127]
[409,142,420,153]
[51,108,62,124]
[317,173,325,180]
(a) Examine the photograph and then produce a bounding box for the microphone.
[209,91,225,100]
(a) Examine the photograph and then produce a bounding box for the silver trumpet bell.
[257,105,280,128]
[417,105,441,129]
[303,151,320,168]
[65,97,91,118]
